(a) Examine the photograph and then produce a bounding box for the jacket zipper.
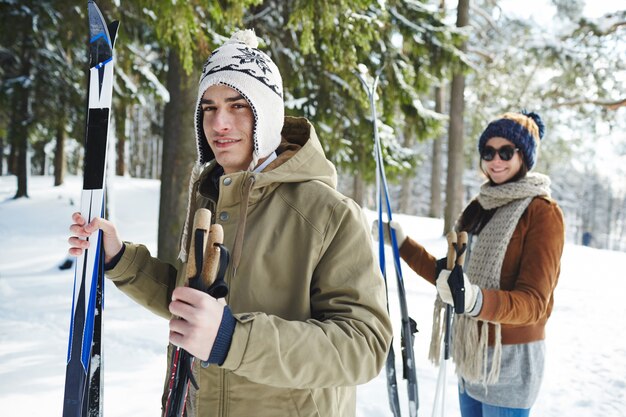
[219,368,226,416]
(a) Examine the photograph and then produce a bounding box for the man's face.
[201,84,254,174]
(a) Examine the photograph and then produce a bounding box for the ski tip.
[88,1,111,44]
[88,1,117,68]
[108,21,120,46]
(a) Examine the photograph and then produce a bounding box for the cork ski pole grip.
[201,224,224,287]
[446,231,457,270]
[457,231,468,267]
[186,208,212,281]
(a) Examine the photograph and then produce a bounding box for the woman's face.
[480,137,524,184]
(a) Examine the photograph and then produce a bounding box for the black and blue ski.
[62,2,118,416]
[357,68,419,417]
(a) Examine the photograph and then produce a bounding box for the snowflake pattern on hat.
[200,46,282,98]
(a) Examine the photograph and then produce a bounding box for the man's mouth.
[213,137,240,147]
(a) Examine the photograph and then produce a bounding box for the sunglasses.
[481,145,519,162]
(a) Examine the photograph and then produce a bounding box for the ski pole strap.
[183,352,200,390]
[207,243,229,299]
[448,232,468,314]
[189,228,207,290]
[445,231,469,314]
[186,208,212,288]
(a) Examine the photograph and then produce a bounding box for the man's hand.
[68,212,123,263]
[168,286,226,361]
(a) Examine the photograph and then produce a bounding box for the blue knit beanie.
[478,111,545,169]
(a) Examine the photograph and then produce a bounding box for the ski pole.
[431,232,457,417]
[163,208,230,417]
[432,231,467,417]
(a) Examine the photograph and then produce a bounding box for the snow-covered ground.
[0,175,624,416]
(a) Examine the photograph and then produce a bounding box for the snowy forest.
[1,0,625,262]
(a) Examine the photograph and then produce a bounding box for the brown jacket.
[399,196,564,345]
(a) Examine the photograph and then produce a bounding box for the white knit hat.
[195,29,284,169]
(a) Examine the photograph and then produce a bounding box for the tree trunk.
[13,91,29,199]
[11,11,34,198]
[350,128,367,208]
[352,174,365,207]
[8,142,16,175]
[429,0,446,219]
[54,116,66,186]
[443,0,469,233]
[0,136,4,175]
[158,49,198,264]
[398,123,413,214]
[115,100,127,176]
[429,85,444,218]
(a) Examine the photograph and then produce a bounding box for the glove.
[371,219,407,247]
[436,269,480,313]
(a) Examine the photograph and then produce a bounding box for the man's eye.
[202,106,216,112]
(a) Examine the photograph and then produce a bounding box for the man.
[69,30,392,416]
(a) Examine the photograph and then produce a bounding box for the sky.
[499,0,623,23]
[0,174,625,416]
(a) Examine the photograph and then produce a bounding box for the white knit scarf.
[429,173,551,386]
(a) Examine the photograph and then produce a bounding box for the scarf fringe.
[448,315,502,387]
[428,298,446,365]
[428,299,502,387]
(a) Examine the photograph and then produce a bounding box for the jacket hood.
[179,116,337,261]
[256,116,337,190]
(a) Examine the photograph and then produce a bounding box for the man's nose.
[212,109,232,132]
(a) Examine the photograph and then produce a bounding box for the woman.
[383,111,565,416]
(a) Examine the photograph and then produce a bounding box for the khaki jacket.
[106,117,392,416]
[399,196,564,345]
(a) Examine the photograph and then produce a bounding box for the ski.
[62,2,118,417]
[357,68,419,417]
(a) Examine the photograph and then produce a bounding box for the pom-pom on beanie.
[478,110,545,169]
[195,29,284,169]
